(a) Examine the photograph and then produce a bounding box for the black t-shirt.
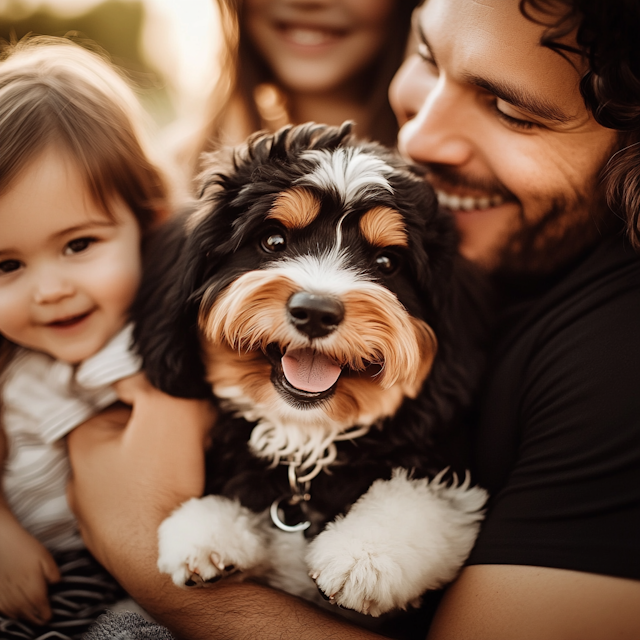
[468,232,640,579]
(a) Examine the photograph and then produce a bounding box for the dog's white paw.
[157,495,270,587]
[306,469,487,616]
[307,529,408,616]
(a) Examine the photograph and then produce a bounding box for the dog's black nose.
[287,292,344,339]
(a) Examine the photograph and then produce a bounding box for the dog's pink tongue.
[281,348,341,393]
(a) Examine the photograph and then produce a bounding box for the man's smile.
[436,190,505,212]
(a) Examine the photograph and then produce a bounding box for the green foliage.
[0,1,175,127]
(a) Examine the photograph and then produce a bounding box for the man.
[68,1,640,638]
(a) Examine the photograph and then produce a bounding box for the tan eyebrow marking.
[359,206,408,247]
[268,188,321,229]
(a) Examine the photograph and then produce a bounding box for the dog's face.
[175,123,457,435]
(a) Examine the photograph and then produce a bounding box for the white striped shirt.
[1,324,141,551]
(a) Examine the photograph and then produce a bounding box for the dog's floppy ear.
[132,206,212,399]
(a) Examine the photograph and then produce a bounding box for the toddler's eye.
[0,259,21,274]
[64,237,95,255]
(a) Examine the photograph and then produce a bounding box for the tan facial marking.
[202,341,274,406]
[199,271,299,351]
[359,206,408,247]
[327,375,408,426]
[268,188,321,229]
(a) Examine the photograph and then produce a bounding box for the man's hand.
[112,372,169,407]
[0,511,60,624]
[67,387,214,573]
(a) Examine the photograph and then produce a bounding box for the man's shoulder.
[488,233,640,411]
[549,232,640,315]
[473,234,640,582]
[495,234,640,362]
[476,232,640,491]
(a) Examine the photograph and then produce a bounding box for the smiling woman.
[244,0,396,98]
[183,0,420,177]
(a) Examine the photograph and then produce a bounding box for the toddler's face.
[243,0,396,95]
[0,147,141,364]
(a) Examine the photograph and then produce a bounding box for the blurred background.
[0,0,222,134]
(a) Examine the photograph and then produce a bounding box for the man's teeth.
[436,191,504,211]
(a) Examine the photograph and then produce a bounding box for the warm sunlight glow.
[0,0,221,120]
[141,0,219,118]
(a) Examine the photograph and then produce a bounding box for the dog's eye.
[261,232,287,253]
[375,252,397,274]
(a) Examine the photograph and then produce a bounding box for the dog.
[133,122,490,618]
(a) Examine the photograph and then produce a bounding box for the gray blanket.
[83,612,175,640]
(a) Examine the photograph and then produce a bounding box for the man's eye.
[64,237,95,255]
[417,43,437,69]
[0,259,21,274]
[493,100,537,131]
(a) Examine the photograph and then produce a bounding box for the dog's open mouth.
[265,344,383,406]
[266,344,341,405]
[281,348,342,393]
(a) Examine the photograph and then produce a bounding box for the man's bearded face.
[390,0,619,275]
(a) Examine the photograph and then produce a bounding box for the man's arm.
[66,385,384,640]
[67,392,640,640]
[427,564,640,640]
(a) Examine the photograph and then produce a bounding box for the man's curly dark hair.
[520,0,640,247]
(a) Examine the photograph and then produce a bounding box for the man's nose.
[32,266,75,304]
[397,75,474,168]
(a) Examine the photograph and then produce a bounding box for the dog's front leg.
[157,495,271,587]
[306,469,487,616]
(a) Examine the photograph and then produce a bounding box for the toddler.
[0,37,169,635]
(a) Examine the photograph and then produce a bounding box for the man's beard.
[424,163,614,294]
[490,187,613,294]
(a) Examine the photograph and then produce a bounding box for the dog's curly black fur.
[132,122,492,616]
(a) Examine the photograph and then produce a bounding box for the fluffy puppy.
[133,122,490,617]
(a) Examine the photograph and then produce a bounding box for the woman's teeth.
[284,27,336,46]
[437,191,504,211]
